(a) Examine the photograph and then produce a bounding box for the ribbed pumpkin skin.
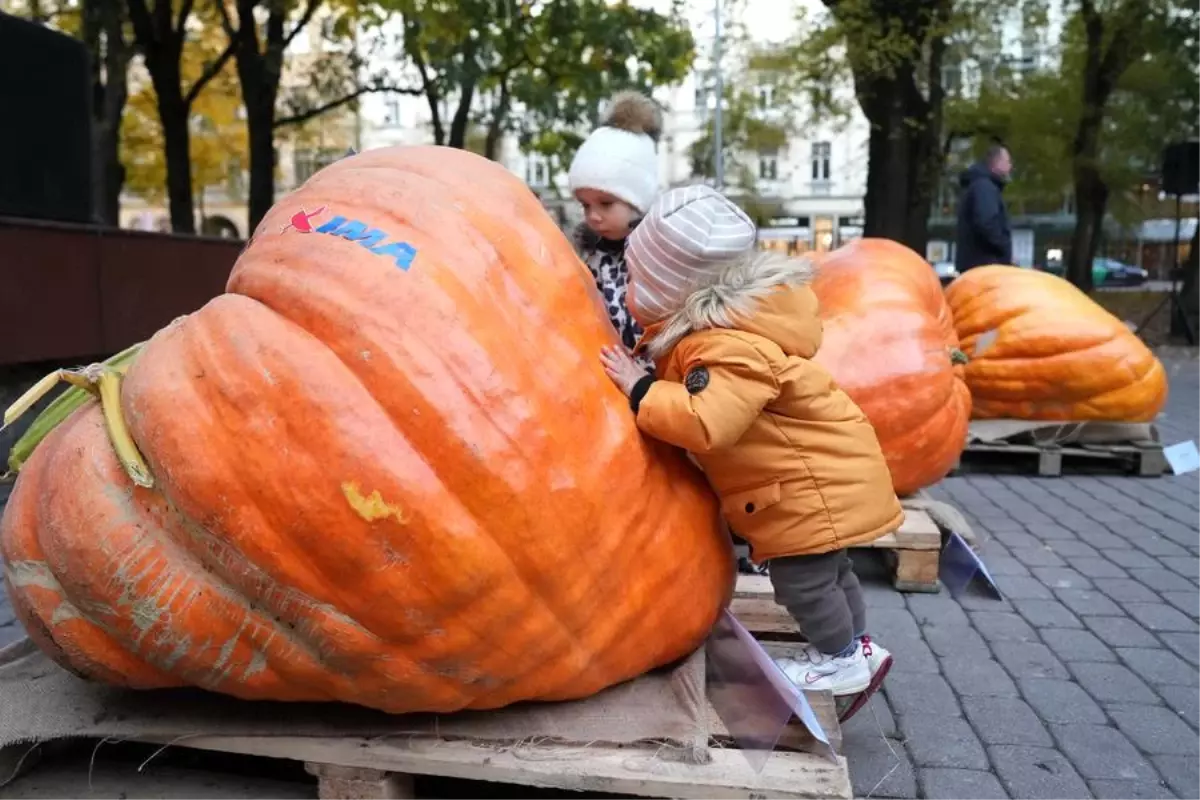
[811,238,972,496]
[0,146,733,713]
[946,266,1168,421]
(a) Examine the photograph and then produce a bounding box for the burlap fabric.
[0,636,709,786]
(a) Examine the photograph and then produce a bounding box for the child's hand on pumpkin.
[600,346,645,397]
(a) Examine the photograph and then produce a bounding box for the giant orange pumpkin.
[0,146,733,714]
[945,265,1168,421]
[811,238,972,496]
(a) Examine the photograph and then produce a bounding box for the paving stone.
[1012,598,1083,628]
[1070,557,1130,579]
[962,696,1052,746]
[1070,662,1161,704]
[844,730,917,799]
[1043,539,1101,558]
[1124,602,1196,632]
[1151,754,1200,799]
[1160,632,1200,667]
[954,591,1013,612]
[989,744,1092,799]
[993,641,1070,681]
[1087,778,1176,798]
[842,690,898,739]
[868,607,921,639]
[1116,647,1199,687]
[0,623,21,649]
[1163,555,1200,580]
[1011,546,1068,568]
[993,531,1042,549]
[984,555,1031,577]
[1127,568,1196,594]
[922,768,1009,799]
[1153,684,1199,730]
[971,611,1039,643]
[897,713,989,770]
[881,634,940,675]
[1025,523,1079,541]
[907,594,970,628]
[941,657,1020,697]
[1104,549,1164,570]
[923,625,991,658]
[992,574,1053,599]
[1019,677,1108,724]
[1084,615,1161,648]
[1075,528,1133,550]
[1094,577,1161,604]
[1161,590,1199,619]
[1030,566,1094,590]
[861,580,909,609]
[1133,535,1191,558]
[1054,588,1125,618]
[1109,704,1200,756]
[884,672,961,719]
[1043,628,1117,663]
[1050,722,1159,780]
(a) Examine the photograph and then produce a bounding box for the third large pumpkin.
[811,238,971,496]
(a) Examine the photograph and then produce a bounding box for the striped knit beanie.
[626,184,757,324]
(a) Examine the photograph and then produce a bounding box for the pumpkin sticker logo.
[281,206,417,271]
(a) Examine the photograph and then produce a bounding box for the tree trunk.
[483,81,510,161]
[80,0,130,226]
[246,102,276,232]
[155,87,196,234]
[447,78,476,149]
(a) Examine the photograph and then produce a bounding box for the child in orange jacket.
[600,184,904,705]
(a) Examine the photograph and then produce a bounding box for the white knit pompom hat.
[568,91,662,214]
[626,184,758,324]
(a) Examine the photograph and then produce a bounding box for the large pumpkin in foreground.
[946,266,1167,421]
[1,146,732,713]
[811,239,972,496]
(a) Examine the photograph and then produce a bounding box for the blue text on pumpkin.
[316,216,417,270]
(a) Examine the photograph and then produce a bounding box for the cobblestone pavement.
[843,351,1200,799]
[1,354,1198,799]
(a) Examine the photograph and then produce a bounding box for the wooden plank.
[866,508,941,550]
[164,734,852,800]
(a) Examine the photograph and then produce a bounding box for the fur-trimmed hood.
[637,251,821,361]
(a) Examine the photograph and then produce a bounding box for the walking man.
[955,144,1013,271]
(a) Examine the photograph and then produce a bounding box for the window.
[694,84,708,111]
[756,85,775,110]
[384,96,402,127]
[758,152,779,181]
[294,148,340,185]
[811,142,831,182]
[525,155,550,188]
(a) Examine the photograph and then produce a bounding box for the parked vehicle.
[1038,257,1148,287]
[931,261,959,285]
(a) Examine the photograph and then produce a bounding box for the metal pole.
[712,0,724,190]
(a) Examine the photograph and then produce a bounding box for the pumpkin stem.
[4,343,145,476]
[96,369,154,488]
[949,347,969,365]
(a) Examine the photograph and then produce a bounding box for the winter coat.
[955,163,1013,271]
[630,254,905,563]
[574,223,654,371]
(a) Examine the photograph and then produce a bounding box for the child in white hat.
[569,91,662,364]
[599,184,902,716]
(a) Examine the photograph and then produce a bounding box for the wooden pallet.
[133,635,850,799]
[957,437,1168,477]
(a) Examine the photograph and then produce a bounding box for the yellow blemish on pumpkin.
[342,481,409,524]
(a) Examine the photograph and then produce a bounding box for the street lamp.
[712,0,724,191]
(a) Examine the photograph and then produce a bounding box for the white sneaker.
[860,634,892,679]
[774,642,871,696]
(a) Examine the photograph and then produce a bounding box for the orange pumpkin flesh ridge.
[811,238,972,496]
[0,146,734,713]
[945,266,1168,421]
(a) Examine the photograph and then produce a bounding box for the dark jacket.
[955,164,1012,271]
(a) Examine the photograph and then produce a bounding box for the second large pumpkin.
[811,239,972,495]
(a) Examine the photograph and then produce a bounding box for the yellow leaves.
[121,20,247,203]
